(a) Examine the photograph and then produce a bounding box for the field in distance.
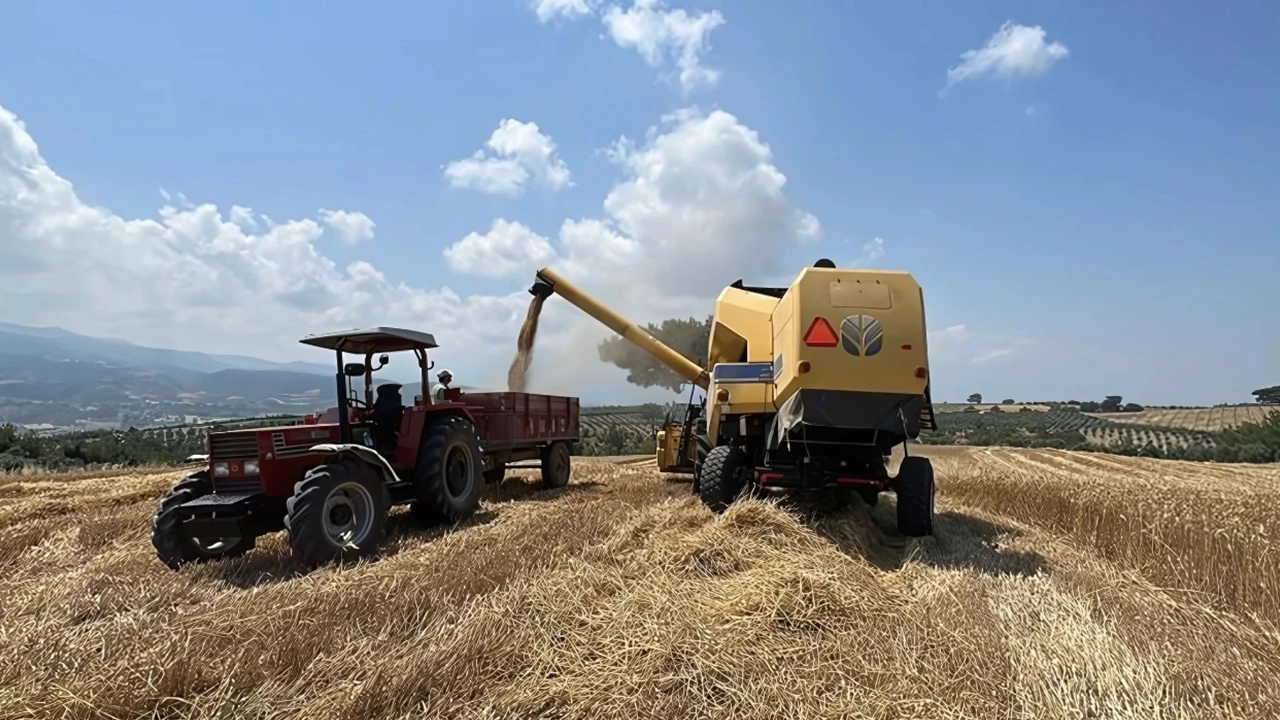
[2,448,1279,718]
[1092,404,1279,431]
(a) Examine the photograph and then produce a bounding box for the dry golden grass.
[2,450,1280,719]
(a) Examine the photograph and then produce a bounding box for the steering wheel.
[347,396,370,410]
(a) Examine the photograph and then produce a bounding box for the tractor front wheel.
[285,458,389,566]
[541,441,572,489]
[411,417,482,525]
[895,456,935,537]
[698,445,749,513]
[151,471,252,570]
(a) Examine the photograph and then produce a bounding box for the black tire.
[284,458,389,566]
[541,441,572,489]
[151,471,252,570]
[857,487,881,507]
[411,416,482,525]
[698,445,749,513]
[895,456,935,537]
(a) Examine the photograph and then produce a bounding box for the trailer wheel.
[541,441,572,489]
[152,471,252,570]
[411,416,482,525]
[895,456,935,537]
[285,458,389,566]
[699,445,748,513]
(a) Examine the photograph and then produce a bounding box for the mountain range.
[0,323,430,429]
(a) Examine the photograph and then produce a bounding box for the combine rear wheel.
[698,445,748,513]
[894,456,935,537]
[411,417,482,525]
[152,471,252,570]
[285,459,389,566]
[541,441,572,489]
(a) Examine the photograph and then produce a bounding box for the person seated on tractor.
[432,369,454,403]
[371,383,404,453]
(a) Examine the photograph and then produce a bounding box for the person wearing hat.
[433,369,454,403]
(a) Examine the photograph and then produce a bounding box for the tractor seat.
[371,384,404,452]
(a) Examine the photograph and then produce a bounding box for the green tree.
[1252,386,1280,405]
[1001,398,1015,405]
[967,393,983,404]
[598,315,712,392]
[0,423,17,453]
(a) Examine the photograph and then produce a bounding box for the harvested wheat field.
[1093,405,1279,431]
[3,449,1280,720]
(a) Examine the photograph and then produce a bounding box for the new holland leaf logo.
[840,314,884,357]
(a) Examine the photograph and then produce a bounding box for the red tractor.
[151,327,580,569]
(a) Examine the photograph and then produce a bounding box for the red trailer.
[151,327,581,570]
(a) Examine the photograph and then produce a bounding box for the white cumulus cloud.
[858,237,885,264]
[445,107,820,306]
[532,0,598,22]
[602,0,725,92]
[444,119,572,196]
[0,101,530,375]
[318,208,375,244]
[944,21,1069,91]
[444,219,557,278]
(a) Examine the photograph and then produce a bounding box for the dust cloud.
[507,294,545,392]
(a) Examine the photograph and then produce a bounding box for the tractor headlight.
[212,462,230,478]
[243,460,260,476]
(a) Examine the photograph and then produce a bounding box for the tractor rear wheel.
[541,441,572,489]
[895,456,935,537]
[152,471,252,570]
[285,458,389,566]
[698,445,749,513]
[411,416,482,525]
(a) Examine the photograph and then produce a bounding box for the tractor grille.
[272,431,322,459]
[213,478,264,494]
[208,434,260,460]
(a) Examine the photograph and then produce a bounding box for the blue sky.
[1,0,1276,406]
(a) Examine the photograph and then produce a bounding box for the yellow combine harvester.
[529,259,938,535]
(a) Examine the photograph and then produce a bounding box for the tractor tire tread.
[411,417,481,526]
[285,458,388,566]
[151,472,250,570]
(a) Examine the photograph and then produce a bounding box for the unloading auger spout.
[528,267,710,390]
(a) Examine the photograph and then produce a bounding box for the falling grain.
[507,294,544,393]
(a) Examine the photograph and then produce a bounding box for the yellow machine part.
[705,267,930,443]
[655,423,697,473]
[530,263,932,451]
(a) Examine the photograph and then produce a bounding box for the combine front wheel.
[151,471,252,570]
[895,456,935,537]
[698,445,748,513]
[285,459,389,566]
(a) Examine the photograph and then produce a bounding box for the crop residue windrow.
[508,294,545,392]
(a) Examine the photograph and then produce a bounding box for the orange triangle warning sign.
[804,317,839,347]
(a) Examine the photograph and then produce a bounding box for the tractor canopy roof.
[299,326,439,354]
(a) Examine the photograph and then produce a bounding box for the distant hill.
[0,322,333,376]
[0,323,338,428]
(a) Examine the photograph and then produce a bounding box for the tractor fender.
[309,443,399,486]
